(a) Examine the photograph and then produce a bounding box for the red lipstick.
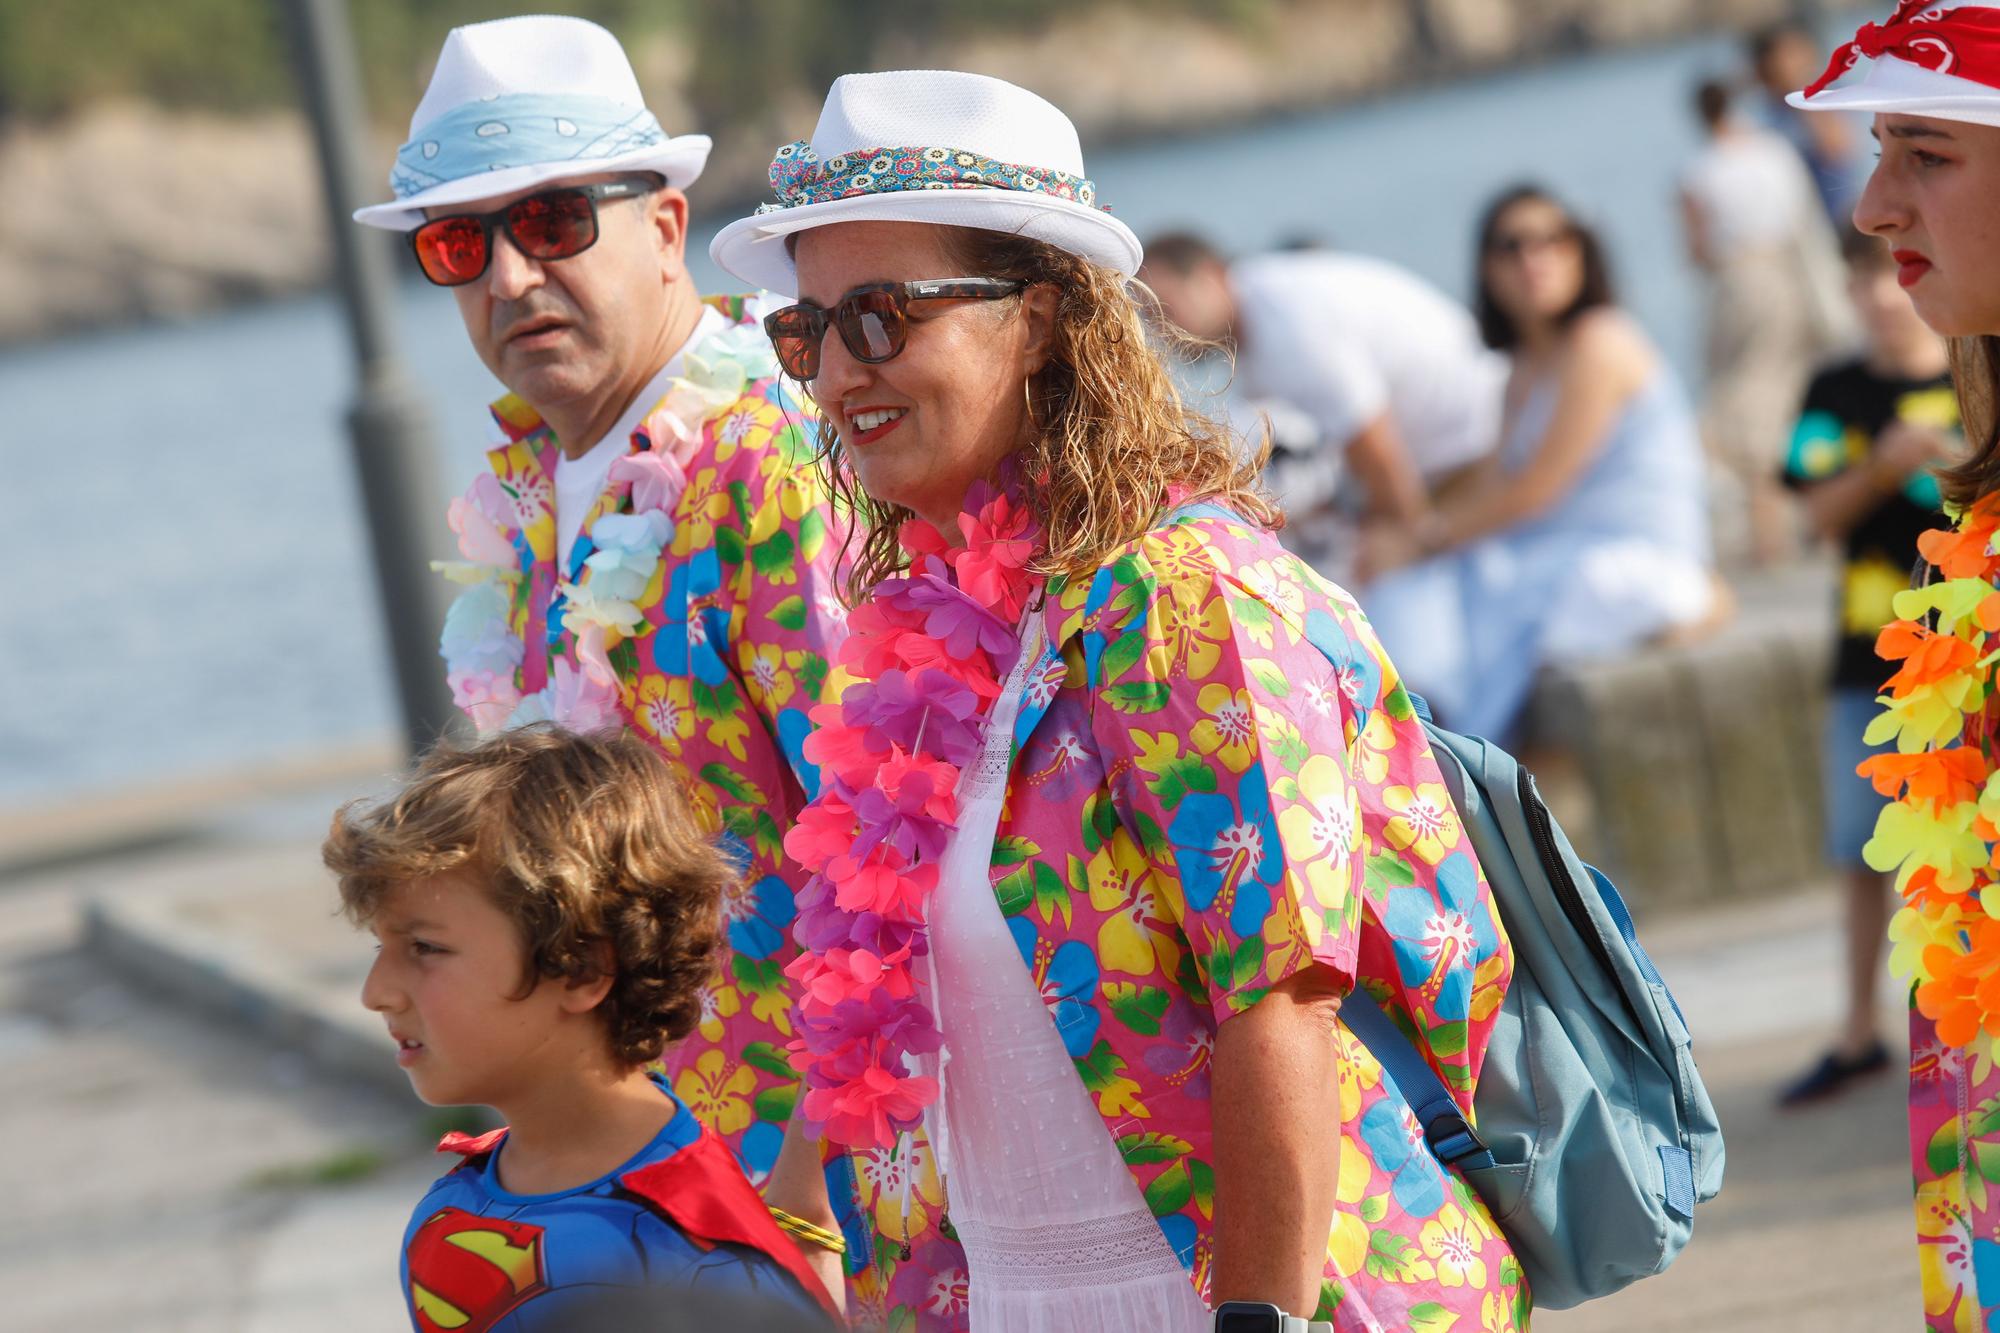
[1893,250,1933,289]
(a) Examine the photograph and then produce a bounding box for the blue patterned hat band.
[390,93,667,201]
[755,141,1102,216]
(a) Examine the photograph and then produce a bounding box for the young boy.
[323,726,839,1329]
[1777,229,1960,1107]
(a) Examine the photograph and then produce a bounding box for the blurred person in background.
[1749,20,1869,222]
[1358,186,1718,744]
[1775,228,1957,1109]
[1140,232,1505,569]
[1787,2,2000,1323]
[1683,76,1854,565]
[348,12,855,1259]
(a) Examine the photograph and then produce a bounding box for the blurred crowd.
[1142,19,1950,750]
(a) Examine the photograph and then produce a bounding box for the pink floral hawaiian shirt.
[436,296,848,1190]
[851,507,1526,1333]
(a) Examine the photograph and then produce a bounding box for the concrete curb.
[83,892,406,1100]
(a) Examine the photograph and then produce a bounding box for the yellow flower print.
[672,467,736,556]
[711,400,780,464]
[1482,1291,1514,1332]
[1143,525,1225,589]
[697,982,741,1043]
[1469,947,1509,1023]
[1355,710,1398,786]
[739,642,798,712]
[1419,1202,1488,1289]
[855,1137,947,1244]
[1335,1026,1384,1120]
[1275,755,1358,909]
[1241,558,1307,620]
[1191,683,1257,773]
[673,1048,756,1136]
[1087,835,1183,978]
[1155,582,1233,681]
[634,676,696,753]
[1384,783,1461,865]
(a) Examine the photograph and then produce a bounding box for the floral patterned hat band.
[755,140,1102,216]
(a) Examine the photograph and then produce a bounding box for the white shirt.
[1680,125,1818,262]
[1230,252,1506,480]
[551,305,727,568]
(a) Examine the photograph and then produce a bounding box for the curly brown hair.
[807,226,1278,601]
[322,725,732,1068]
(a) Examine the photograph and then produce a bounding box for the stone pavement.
[0,790,1923,1330]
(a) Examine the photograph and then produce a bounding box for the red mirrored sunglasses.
[409,175,661,287]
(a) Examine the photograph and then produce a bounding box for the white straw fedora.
[709,69,1142,296]
[1788,0,2000,127]
[353,15,711,231]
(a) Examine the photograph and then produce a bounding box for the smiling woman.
[712,69,1525,1333]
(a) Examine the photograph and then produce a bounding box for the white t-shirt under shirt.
[551,305,727,568]
[1229,252,1507,481]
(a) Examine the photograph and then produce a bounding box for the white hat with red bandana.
[1789,0,2000,127]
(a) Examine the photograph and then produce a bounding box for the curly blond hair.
[322,725,731,1068]
[811,226,1278,601]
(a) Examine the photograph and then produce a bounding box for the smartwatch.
[1212,1301,1312,1333]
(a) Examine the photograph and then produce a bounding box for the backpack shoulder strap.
[1342,988,1495,1171]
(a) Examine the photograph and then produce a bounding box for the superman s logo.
[406,1207,549,1332]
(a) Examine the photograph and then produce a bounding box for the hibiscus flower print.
[634,675,695,752]
[1167,779,1281,941]
[1275,753,1359,911]
[1359,1095,1448,1219]
[1421,1202,1489,1288]
[1383,782,1461,864]
[723,873,798,961]
[1087,835,1182,979]
[1191,683,1258,774]
[1380,853,1496,1023]
[739,641,798,712]
[1141,996,1214,1100]
[673,1049,756,1137]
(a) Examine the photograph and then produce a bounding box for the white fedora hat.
[353,15,711,231]
[709,69,1142,296]
[1788,0,2000,128]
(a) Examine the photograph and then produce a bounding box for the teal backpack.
[1341,698,1726,1310]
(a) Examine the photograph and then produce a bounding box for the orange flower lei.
[1863,492,2000,1070]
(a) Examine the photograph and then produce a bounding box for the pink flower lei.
[781,481,1041,1148]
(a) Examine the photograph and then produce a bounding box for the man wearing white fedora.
[352,9,855,1270]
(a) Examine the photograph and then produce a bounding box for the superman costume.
[398,1076,835,1331]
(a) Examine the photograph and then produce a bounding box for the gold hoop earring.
[1023,374,1041,440]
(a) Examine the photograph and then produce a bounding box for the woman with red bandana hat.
[1792,2,2000,1326]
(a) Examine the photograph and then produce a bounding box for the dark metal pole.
[280,0,458,758]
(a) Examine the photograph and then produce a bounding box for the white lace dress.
[919,616,1213,1333]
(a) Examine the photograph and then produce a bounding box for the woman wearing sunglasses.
[1789,3,2000,1326]
[350,16,857,1264]
[1354,187,1718,747]
[713,71,1524,1333]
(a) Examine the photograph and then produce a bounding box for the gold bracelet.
[769,1206,847,1254]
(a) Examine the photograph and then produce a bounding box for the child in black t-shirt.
[1776,230,1959,1107]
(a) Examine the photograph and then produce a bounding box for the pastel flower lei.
[433,319,782,735]
[1863,492,2000,1075]
[782,482,1041,1149]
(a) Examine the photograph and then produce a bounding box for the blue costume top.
[398,1076,820,1332]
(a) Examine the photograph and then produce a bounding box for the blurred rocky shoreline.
[0,0,1834,346]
